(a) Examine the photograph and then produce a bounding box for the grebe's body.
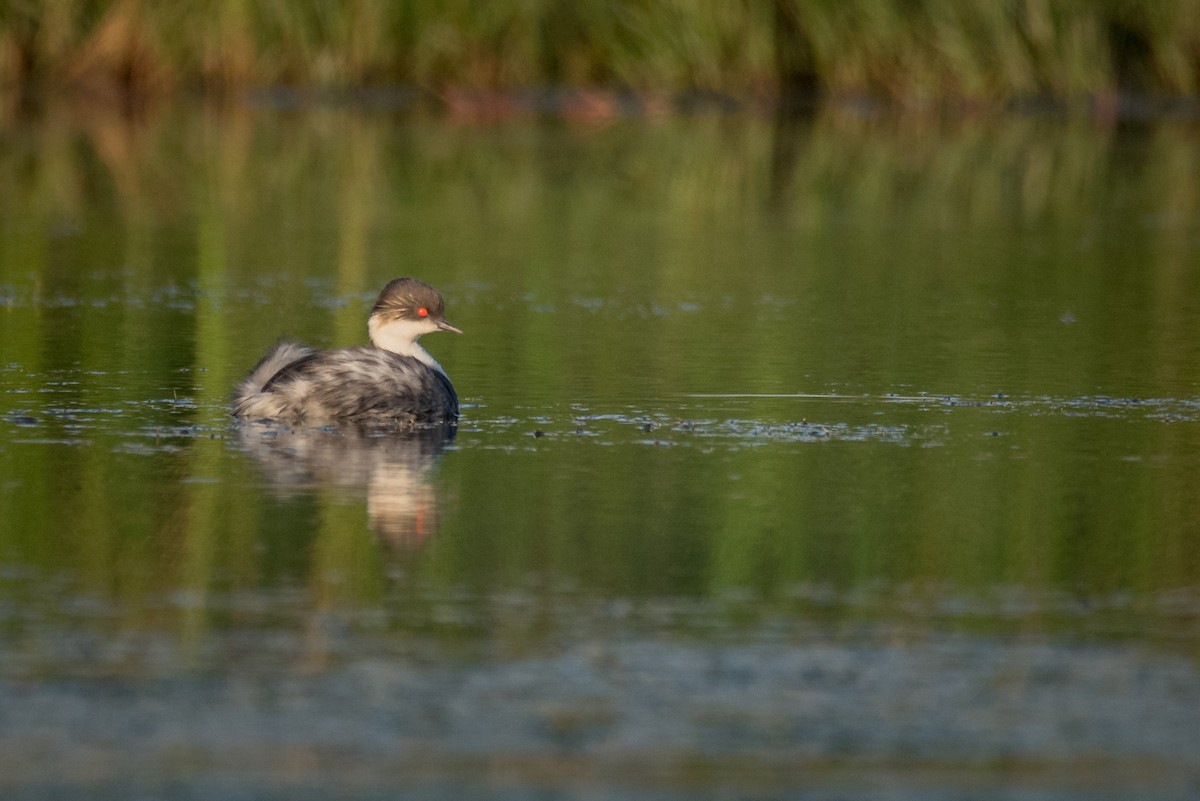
[233,278,460,426]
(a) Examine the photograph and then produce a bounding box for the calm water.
[1,103,1199,799]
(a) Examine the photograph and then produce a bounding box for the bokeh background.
[2,3,1200,801]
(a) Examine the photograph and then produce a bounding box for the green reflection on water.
[0,104,1199,660]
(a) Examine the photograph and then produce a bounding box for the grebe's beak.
[436,319,463,335]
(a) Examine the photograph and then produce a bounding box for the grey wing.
[304,349,458,423]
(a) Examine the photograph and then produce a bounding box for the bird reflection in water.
[237,423,454,548]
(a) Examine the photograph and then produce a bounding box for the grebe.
[232,277,461,425]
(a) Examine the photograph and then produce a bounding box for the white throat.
[368,316,446,375]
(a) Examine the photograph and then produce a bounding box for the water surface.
[1,104,1199,799]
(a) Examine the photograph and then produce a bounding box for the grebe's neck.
[368,315,447,375]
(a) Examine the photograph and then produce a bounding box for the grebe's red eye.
[418,307,429,317]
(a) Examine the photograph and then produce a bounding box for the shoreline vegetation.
[3,1,1200,115]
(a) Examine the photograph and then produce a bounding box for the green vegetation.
[2,1,1200,104]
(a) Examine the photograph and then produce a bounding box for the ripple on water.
[458,388,1200,453]
[2,380,1197,459]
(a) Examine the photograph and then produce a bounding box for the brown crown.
[370,277,447,322]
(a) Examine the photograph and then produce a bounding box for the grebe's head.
[367,278,462,354]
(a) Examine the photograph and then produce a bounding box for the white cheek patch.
[368,316,445,374]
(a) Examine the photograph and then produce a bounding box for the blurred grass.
[2,0,1200,104]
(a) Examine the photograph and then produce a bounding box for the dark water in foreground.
[1,103,1199,799]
